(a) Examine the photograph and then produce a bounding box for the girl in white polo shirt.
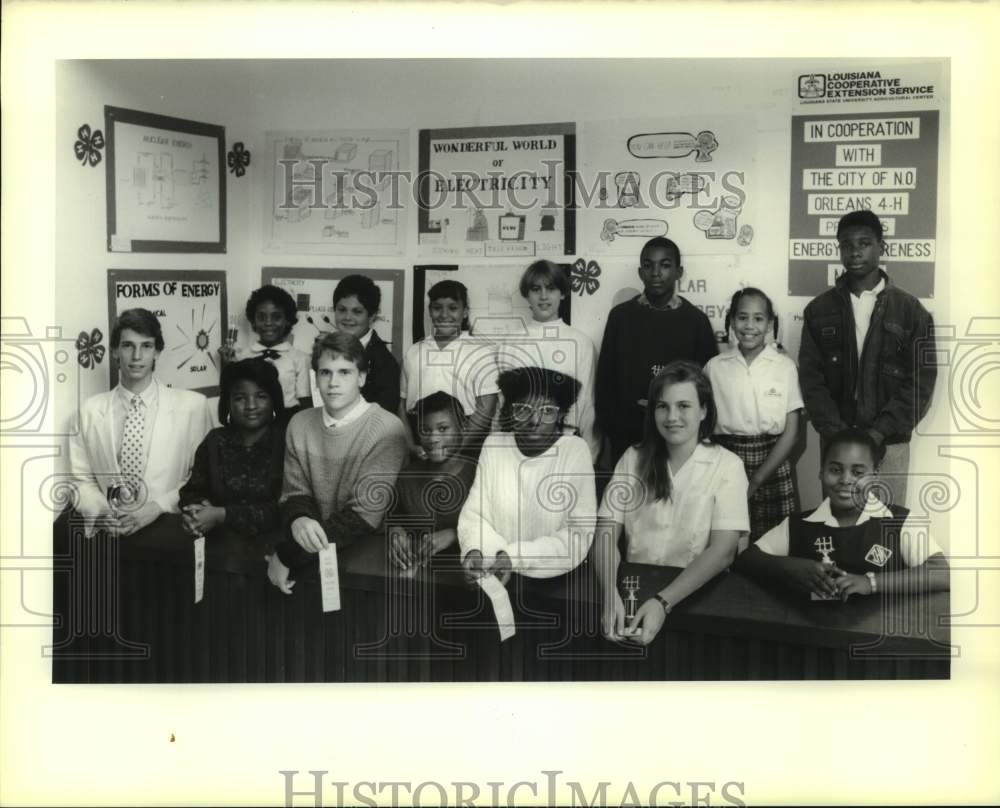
[398,279,499,460]
[595,361,749,646]
[705,287,803,542]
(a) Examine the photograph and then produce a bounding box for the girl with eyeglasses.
[457,366,596,587]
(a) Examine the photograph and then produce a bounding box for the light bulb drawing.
[173,303,218,371]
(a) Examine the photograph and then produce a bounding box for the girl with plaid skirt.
[705,288,803,541]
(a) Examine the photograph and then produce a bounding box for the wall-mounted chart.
[580,116,757,258]
[264,130,409,256]
[106,269,228,395]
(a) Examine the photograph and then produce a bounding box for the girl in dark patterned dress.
[179,358,287,550]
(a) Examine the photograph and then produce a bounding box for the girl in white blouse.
[595,361,750,645]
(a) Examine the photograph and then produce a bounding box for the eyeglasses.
[509,402,561,423]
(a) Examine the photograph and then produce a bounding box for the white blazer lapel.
[146,383,175,488]
[97,391,120,476]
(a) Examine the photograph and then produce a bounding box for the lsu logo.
[799,74,826,99]
[865,544,893,567]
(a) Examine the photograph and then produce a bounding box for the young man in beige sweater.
[266,332,408,593]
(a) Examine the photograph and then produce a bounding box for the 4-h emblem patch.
[865,544,893,567]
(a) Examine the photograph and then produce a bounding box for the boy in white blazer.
[67,308,212,537]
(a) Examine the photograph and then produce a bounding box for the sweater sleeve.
[594,308,621,435]
[456,443,510,563]
[502,439,597,579]
[341,416,408,532]
[276,420,323,567]
[798,306,849,438]
[695,308,719,365]
[871,305,937,441]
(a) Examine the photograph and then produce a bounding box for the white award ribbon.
[319,545,341,613]
[478,574,516,642]
[193,536,206,604]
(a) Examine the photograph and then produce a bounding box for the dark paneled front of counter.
[51,514,951,683]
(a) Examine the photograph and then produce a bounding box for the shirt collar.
[249,340,292,354]
[637,292,681,310]
[805,493,892,527]
[667,441,714,479]
[321,396,370,429]
[357,329,373,349]
[116,377,159,408]
[528,317,565,331]
[852,277,886,300]
[720,342,780,365]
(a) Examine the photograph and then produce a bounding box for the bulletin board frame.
[107,269,228,396]
[412,264,573,342]
[261,266,406,364]
[105,105,227,254]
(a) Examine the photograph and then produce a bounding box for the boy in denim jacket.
[798,211,936,506]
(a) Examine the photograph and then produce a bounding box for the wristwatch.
[865,571,878,594]
[654,594,673,615]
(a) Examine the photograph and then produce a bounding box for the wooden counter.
[51,512,951,682]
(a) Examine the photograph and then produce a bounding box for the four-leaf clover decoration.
[570,258,602,296]
[76,328,106,369]
[74,124,104,167]
[227,142,251,177]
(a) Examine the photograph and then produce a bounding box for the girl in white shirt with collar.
[704,288,803,541]
[595,361,749,645]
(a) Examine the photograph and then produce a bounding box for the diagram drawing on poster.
[581,117,754,257]
[265,130,408,256]
[105,106,226,254]
[107,269,228,396]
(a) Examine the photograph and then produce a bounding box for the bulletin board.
[412,264,573,342]
[107,269,228,395]
[417,122,576,259]
[105,106,226,254]
[263,129,409,256]
[788,110,939,297]
[261,267,405,363]
[578,115,757,258]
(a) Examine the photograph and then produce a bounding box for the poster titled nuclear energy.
[107,269,227,395]
[417,122,576,258]
[788,110,939,297]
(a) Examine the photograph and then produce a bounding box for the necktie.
[260,348,281,360]
[120,395,146,487]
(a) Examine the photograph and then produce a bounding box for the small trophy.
[621,575,641,635]
[811,535,838,601]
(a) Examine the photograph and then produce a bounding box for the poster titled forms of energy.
[788,110,938,298]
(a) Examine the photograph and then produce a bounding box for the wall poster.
[264,130,409,256]
[788,110,939,297]
[579,116,757,258]
[105,106,226,253]
[417,122,576,259]
[107,269,227,395]
[261,266,405,363]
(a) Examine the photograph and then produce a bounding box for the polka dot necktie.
[120,394,146,486]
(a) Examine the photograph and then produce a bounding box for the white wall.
[55,57,950,513]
